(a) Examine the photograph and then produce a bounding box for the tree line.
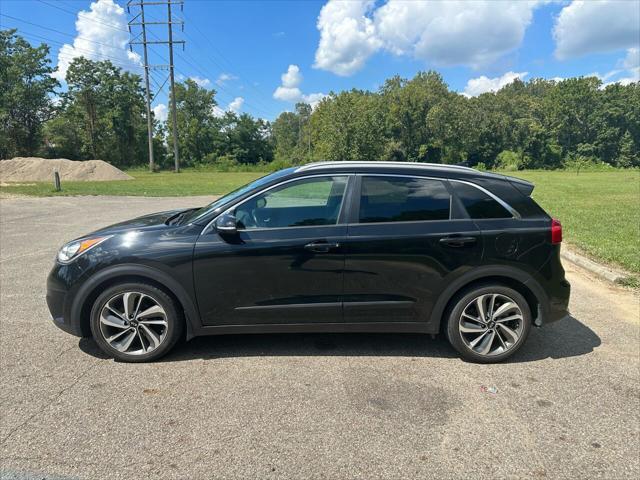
[1,29,638,170]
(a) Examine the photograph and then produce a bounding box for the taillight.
[551,218,562,244]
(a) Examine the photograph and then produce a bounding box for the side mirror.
[214,213,238,235]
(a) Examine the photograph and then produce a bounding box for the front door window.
[234,176,349,229]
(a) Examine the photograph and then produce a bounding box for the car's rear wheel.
[445,285,531,363]
[90,282,183,362]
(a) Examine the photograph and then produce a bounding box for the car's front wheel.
[445,284,531,363]
[90,282,183,362]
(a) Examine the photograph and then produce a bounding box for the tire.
[90,282,184,362]
[445,284,531,363]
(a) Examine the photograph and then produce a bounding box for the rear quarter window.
[451,182,513,219]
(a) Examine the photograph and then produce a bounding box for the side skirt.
[189,321,432,338]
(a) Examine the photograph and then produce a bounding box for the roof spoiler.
[505,175,535,196]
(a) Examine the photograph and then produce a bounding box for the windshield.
[180,168,296,225]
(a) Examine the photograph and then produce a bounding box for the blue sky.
[1,0,638,121]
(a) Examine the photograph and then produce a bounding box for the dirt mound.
[0,157,133,182]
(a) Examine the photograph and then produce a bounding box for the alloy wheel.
[458,293,524,357]
[99,291,168,356]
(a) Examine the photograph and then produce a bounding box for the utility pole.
[127,1,184,173]
[167,0,180,172]
[139,3,154,172]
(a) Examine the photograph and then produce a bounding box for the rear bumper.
[543,277,571,325]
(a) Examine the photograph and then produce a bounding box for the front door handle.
[439,236,478,248]
[304,240,341,253]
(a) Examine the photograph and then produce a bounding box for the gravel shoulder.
[1,196,638,480]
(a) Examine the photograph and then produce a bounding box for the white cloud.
[313,0,541,76]
[281,64,303,88]
[53,0,141,82]
[211,98,245,117]
[554,0,640,60]
[608,74,640,87]
[212,106,226,118]
[462,71,529,97]
[376,0,539,68]
[273,64,304,101]
[273,65,327,107]
[622,47,640,71]
[314,0,380,76]
[273,86,303,102]
[189,76,211,88]
[216,73,237,86]
[152,103,167,122]
[228,97,244,113]
[593,48,640,87]
[302,92,328,109]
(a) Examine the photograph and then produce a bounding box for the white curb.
[561,247,629,284]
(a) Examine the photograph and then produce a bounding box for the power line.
[31,0,279,118]
[144,7,278,116]
[182,11,277,112]
[175,48,277,118]
[17,30,145,71]
[37,0,131,34]
[127,0,184,172]
[1,13,140,55]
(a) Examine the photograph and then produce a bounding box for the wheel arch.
[71,264,200,338]
[430,266,548,333]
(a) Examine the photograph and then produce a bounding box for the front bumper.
[46,265,85,337]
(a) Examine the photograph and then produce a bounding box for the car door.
[343,174,483,328]
[193,174,352,326]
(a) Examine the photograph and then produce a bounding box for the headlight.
[57,236,111,263]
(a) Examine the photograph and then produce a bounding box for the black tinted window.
[359,176,450,223]
[452,182,512,219]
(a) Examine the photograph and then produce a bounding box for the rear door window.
[451,182,513,219]
[358,176,450,223]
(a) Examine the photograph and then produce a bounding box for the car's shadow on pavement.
[79,315,601,364]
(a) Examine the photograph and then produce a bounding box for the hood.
[88,208,195,236]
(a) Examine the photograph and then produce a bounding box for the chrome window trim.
[297,161,476,173]
[202,173,352,234]
[449,178,520,219]
[202,172,519,234]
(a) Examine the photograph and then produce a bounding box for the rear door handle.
[304,240,341,253]
[439,236,478,248]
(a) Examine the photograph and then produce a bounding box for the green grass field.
[508,170,639,275]
[1,168,638,275]
[0,169,265,197]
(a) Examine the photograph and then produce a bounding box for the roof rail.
[296,161,477,172]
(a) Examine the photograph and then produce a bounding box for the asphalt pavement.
[0,195,638,480]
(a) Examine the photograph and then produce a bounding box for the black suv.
[47,162,570,363]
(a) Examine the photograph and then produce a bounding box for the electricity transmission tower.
[127,0,184,172]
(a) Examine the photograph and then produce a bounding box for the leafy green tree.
[5,34,639,171]
[272,111,301,162]
[45,57,148,167]
[311,90,385,162]
[222,112,273,164]
[168,78,219,166]
[545,77,601,157]
[380,71,450,162]
[618,131,638,167]
[0,30,58,158]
